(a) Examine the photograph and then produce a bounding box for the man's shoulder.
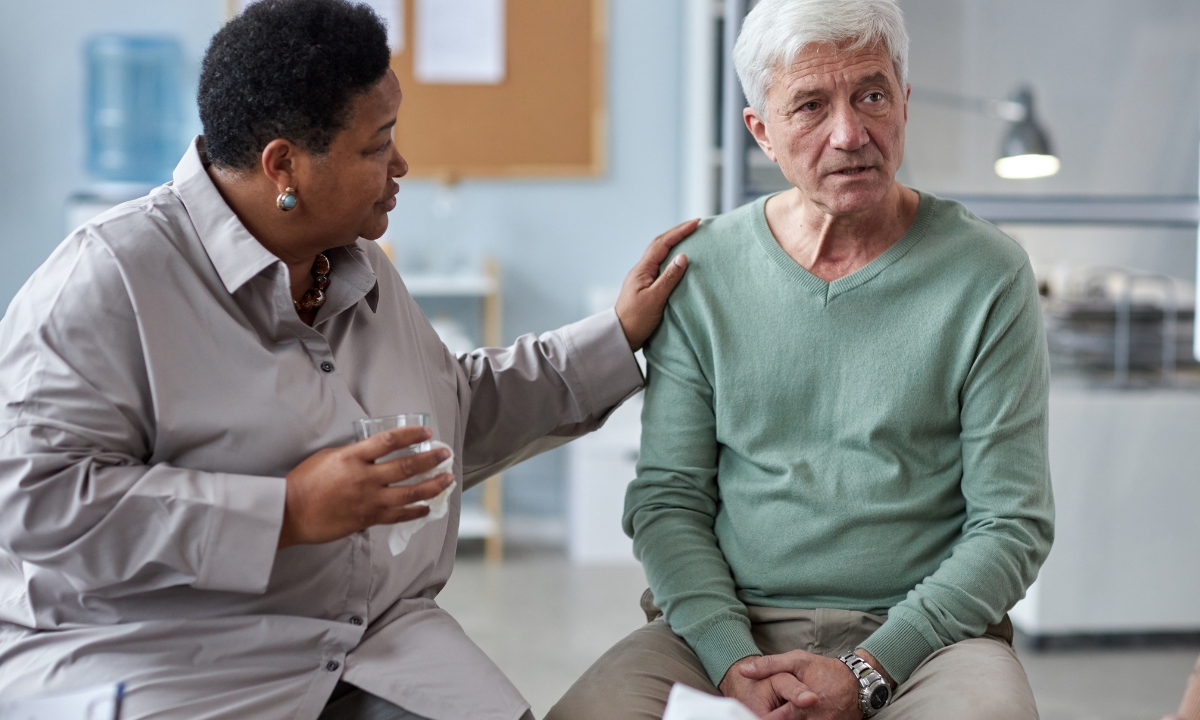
[916,191,1032,282]
[668,203,760,265]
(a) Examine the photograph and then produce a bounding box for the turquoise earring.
[276,186,298,212]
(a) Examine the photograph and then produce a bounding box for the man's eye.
[800,101,821,112]
[864,92,884,103]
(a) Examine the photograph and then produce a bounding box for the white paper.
[662,683,758,720]
[0,682,124,720]
[236,0,404,53]
[414,0,506,84]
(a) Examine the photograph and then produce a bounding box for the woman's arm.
[0,235,285,597]
[456,221,695,486]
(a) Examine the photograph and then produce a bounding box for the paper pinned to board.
[236,0,404,52]
[414,0,506,84]
[365,0,405,53]
[662,683,758,720]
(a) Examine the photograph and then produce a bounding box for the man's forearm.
[625,506,760,686]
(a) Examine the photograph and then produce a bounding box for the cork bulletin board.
[226,0,607,179]
[391,0,607,180]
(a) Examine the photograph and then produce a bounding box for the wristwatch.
[837,651,892,717]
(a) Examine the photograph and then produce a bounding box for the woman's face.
[292,68,407,244]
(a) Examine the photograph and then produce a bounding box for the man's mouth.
[832,166,874,176]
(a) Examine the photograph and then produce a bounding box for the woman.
[0,1,692,718]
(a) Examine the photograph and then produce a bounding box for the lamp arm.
[910,87,1027,122]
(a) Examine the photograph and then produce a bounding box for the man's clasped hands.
[719,649,894,720]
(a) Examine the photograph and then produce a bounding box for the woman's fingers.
[375,474,454,524]
[350,426,432,463]
[637,219,700,277]
[369,446,450,486]
[653,218,701,256]
[643,253,688,306]
[382,472,454,503]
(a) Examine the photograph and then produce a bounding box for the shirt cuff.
[557,308,644,417]
[195,472,287,594]
[857,611,939,685]
[691,617,763,688]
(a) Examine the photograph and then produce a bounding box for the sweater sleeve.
[623,303,762,687]
[858,263,1055,683]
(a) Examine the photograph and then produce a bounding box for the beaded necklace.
[294,253,330,313]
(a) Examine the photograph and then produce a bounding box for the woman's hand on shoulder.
[614,219,698,351]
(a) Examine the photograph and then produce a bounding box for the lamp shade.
[995,86,1060,179]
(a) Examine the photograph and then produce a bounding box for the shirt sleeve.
[0,234,285,598]
[622,303,761,687]
[456,308,644,487]
[858,263,1055,683]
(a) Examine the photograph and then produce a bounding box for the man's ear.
[260,139,299,194]
[744,107,777,163]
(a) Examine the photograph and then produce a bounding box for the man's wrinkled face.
[747,42,908,216]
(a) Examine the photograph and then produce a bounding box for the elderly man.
[547,0,1053,718]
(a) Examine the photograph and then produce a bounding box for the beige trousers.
[546,591,1037,720]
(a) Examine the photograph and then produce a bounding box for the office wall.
[388,1,684,517]
[0,0,219,310]
[0,0,683,520]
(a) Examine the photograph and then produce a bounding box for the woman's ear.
[260,139,299,193]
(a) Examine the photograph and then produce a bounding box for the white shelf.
[403,274,498,298]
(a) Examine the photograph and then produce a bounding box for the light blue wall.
[0,0,220,310]
[0,0,684,518]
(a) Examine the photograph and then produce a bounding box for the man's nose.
[828,103,870,151]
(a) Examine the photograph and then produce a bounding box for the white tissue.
[662,683,758,720]
[387,440,456,555]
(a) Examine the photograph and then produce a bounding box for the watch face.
[870,686,890,710]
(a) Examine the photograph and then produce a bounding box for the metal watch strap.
[837,652,892,717]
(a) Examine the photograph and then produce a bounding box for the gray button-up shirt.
[0,139,643,719]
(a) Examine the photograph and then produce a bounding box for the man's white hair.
[733,0,910,115]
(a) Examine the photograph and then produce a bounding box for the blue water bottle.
[86,35,185,185]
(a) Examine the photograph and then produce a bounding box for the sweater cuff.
[691,618,763,688]
[558,308,644,417]
[857,614,938,685]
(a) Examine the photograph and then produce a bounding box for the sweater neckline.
[750,190,934,305]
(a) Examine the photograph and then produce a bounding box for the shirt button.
[349,616,363,626]
[325,660,340,672]
[320,362,334,373]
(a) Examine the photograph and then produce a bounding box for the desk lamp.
[993,86,1061,179]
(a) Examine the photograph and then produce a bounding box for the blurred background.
[1,0,1199,718]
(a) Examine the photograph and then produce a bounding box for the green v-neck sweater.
[624,192,1054,686]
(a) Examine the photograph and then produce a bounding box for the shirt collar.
[171,137,280,295]
[170,137,380,314]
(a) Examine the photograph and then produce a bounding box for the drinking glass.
[352,413,433,463]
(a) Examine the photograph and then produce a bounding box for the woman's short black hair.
[198,0,391,169]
